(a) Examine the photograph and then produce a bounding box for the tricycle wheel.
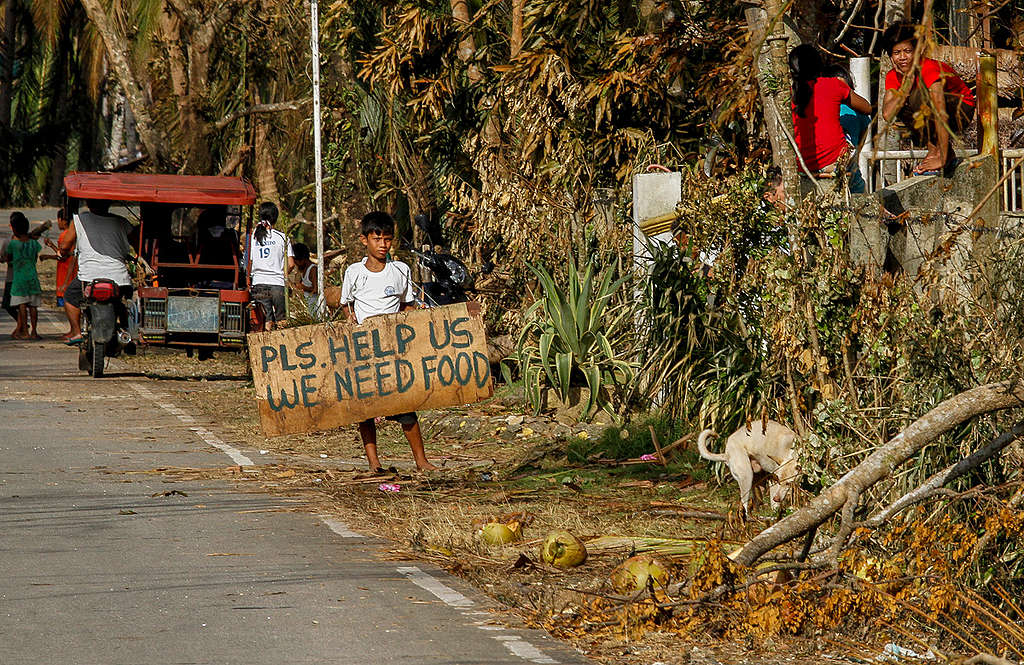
[90,340,105,377]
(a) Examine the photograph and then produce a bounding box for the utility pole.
[309,0,325,317]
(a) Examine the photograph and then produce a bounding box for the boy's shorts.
[362,412,418,426]
[10,293,42,307]
[250,284,286,322]
[64,278,83,308]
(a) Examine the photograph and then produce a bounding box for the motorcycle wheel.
[78,344,90,371]
[90,340,105,377]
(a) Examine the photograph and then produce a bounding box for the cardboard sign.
[247,302,493,437]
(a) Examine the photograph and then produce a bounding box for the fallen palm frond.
[583,535,708,557]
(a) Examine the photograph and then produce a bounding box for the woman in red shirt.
[790,45,873,190]
[881,22,975,176]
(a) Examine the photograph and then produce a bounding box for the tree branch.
[965,654,1018,665]
[863,420,1024,529]
[732,381,1024,568]
[212,99,311,131]
[825,488,860,560]
[218,144,251,176]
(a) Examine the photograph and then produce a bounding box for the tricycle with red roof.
[63,172,259,365]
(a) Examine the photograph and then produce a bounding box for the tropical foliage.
[504,259,633,420]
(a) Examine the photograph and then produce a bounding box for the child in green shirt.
[6,212,56,339]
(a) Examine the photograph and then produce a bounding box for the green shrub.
[567,413,688,463]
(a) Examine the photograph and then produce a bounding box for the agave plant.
[503,259,635,420]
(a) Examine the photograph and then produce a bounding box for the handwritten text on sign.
[247,303,493,437]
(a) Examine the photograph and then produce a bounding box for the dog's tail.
[696,429,729,463]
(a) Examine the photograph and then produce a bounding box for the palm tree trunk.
[253,118,280,207]
[106,89,125,169]
[747,1,800,205]
[1,0,14,129]
[1,0,15,204]
[510,0,524,56]
[79,0,164,164]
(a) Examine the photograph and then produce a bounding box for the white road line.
[491,635,559,664]
[396,566,474,608]
[398,566,560,664]
[189,426,254,467]
[130,383,254,466]
[320,516,364,538]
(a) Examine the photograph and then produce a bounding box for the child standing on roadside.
[7,212,56,339]
[341,211,437,473]
[45,209,80,340]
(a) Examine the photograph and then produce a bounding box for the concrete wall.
[848,155,1001,289]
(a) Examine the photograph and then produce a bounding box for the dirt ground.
[102,342,872,665]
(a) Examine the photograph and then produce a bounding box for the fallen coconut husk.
[609,554,672,593]
[540,530,588,568]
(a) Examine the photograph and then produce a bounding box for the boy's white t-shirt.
[247,228,293,287]
[341,258,415,324]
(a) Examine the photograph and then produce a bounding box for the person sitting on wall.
[790,44,874,192]
[881,22,976,176]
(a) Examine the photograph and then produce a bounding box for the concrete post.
[632,171,680,274]
[851,57,873,192]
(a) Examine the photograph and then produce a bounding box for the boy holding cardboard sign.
[341,212,439,473]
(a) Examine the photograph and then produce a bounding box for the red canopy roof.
[64,172,257,205]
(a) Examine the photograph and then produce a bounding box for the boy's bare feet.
[416,462,440,472]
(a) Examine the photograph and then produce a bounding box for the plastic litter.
[878,643,935,662]
[378,483,401,493]
[640,453,658,461]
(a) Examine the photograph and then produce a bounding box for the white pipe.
[310,0,325,318]
[850,57,872,192]
[869,148,978,160]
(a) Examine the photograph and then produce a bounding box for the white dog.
[697,420,799,515]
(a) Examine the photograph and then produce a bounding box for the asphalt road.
[0,308,588,665]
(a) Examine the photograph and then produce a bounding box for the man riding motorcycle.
[60,200,137,372]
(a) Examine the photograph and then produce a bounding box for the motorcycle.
[78,279,138,377]
[410,213,474,307]
[412,247,472,306]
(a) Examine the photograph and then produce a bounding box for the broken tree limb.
[824,488,860,561]
[965,655,1018,665]
[731,381,1024,568]
[863,420,1024,529]
[212,99,311,131]
[649,426,668,467]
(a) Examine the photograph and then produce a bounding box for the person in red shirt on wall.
[881,22,976,176]
[790,44,874,192]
